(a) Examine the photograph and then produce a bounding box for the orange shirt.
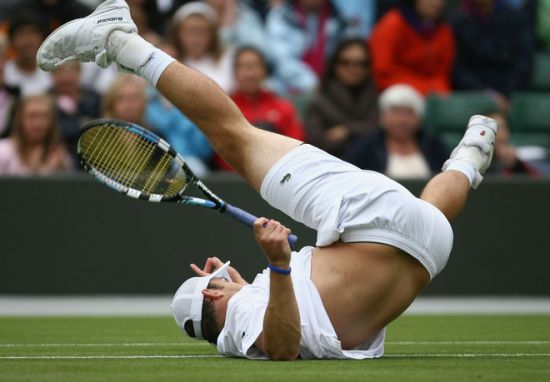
[369,10,455,96]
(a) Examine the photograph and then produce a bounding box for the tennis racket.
[77,119,298,248]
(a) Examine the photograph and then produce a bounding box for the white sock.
[444,159,477,187]
[106,31,176,86]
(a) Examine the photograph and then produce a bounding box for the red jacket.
[214,89,305,171]
[369,9,455,95]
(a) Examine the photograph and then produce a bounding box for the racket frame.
[77,119,298,248]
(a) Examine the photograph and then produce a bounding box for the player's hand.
[190,257,248,285]
[253,218,292,268]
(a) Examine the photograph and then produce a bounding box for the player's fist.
[253,218,292,267]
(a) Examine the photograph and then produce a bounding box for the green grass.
[0,315,549,382]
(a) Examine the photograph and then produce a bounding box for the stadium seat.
[441,132,463,149]
[290,92,313,121]
[510,132,550,148]
[509,92,550,132]
[529,53,550,91]
[424,91,498,133]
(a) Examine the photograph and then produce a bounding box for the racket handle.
[223,204,298,249]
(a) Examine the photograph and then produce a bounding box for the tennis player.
[38,0,498,360]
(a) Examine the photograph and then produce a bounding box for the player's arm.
[253,218,301,361]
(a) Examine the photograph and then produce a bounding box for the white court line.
[384,353,550,358]
[388,340,550,345]
[2,296,550,316]
[0,355,222,360]
[0,343,205,348]
[1,340,549,348]
[1,353,549,360]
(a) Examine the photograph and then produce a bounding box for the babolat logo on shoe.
[97,17,123,24]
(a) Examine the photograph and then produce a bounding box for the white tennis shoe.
[37,0,136,71]
[442,115,499,188]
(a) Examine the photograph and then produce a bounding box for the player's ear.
[202,288,224,300]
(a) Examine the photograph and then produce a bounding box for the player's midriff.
[310,242,430,350]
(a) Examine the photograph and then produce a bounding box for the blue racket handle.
[224,204,298,249]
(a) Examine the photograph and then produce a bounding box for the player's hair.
[201,280,222,345]
[11,94,63,168]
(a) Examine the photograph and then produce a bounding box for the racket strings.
[80,124,187,196]
[83,126,154,187]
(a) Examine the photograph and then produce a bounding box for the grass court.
[1,314,549,381]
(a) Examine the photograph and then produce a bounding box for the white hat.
[173,2,218,25]
[379,84,426,116]
[171,261,232,340]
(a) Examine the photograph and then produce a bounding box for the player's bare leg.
[421,171,470,221]
[155,63,301,190]
[36,0,300,192]
[422,115,499,221]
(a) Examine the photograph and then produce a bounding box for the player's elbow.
[267,349,300,361]
[265,341,300,361]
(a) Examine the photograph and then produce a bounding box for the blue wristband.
[268,263,291,275]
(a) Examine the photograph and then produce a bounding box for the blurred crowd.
[0,0,549,179]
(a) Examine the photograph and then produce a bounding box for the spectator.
[7,0,91,34]
[266,0,349,95]
[51,62,101,158]
[203,0,267,50]
[0,94,73,175]
[370,0,455,96]
[170,2,234,92]
[332,0,376,38]
[146,42,213,176]
[141,0,192,36]
[486,111,540,176]
[344,84,449,179]
[0,35,20,138]
[147,88,213,177]
[102,74,150,128]
[376,0,463,20]
[249,0,273,22]
[4,12,52,96]
[305,38,378,157]
[215,46,305,171]
[127,0,163,46]
[452,0,534,111]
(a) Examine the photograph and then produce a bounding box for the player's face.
[21,99,53,144]
[179,15,212,59]
[334,44,370,87]
[235,50,267,94]
[209,277,243,295]
[207,277,244,325]
[381,106,421,140]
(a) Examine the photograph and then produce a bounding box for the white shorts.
[260,144,454,279]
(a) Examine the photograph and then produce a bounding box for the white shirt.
[217,246,386,360]
[386,152,431,179]
[4,60,52,96]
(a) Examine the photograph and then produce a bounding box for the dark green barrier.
[0,175,548,295]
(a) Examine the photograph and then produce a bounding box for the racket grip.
[224,204,298,249]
